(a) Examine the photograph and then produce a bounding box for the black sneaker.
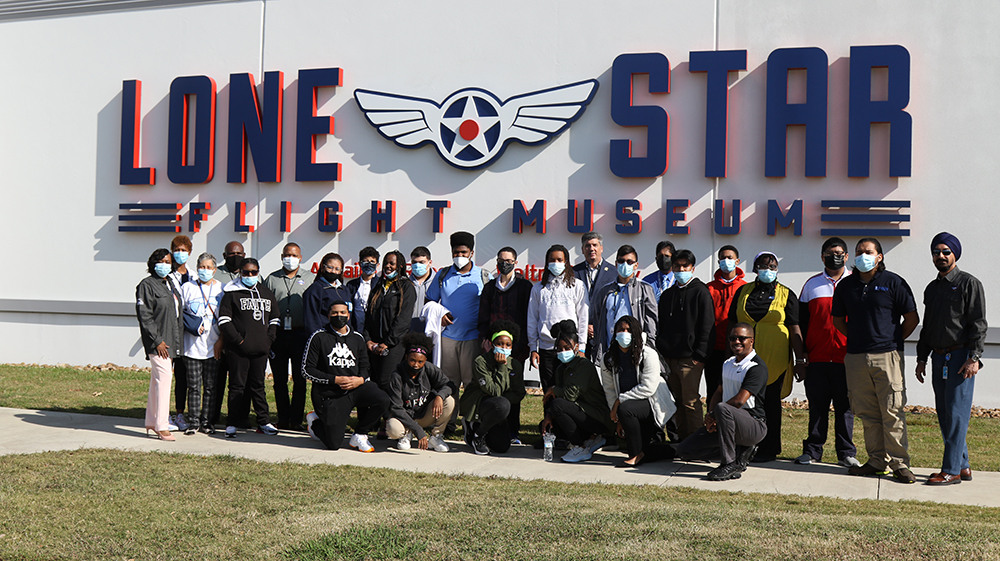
[737,444,758,471]
[893,467,916,484]
[471,435,490,455]
[707,461,743,481]
[199,424,216,435]
[184,426,197,436]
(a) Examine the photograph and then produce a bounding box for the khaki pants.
[386,395,456,439]
[666,357,705,442]
[844,351,910,471]
[440,338,479,423]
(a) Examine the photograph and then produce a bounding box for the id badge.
[283,313,292,331]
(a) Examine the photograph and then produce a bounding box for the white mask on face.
[282,257,300,272]
[453,256,471,269]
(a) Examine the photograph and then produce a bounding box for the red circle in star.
[459,119,479,141]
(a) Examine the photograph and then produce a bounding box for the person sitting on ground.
[386,332,454,452]
[539,319,614,463]
[303,300,390,452]
[676,323,768,481]
[460,320,527,455]
[601,315,675,468]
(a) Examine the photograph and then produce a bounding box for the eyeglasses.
[728,335,752,342]
[241,270,259,276]
[931,249,953,256]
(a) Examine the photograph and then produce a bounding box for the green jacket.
[552,355,614,432]
[460,354,526,422]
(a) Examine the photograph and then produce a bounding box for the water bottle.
[543,432,556,462]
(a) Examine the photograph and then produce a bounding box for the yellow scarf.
[735,282,794,398]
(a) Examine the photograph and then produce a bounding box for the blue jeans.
[931,349,976,474]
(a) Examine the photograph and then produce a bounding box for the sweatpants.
[543,397,606,447]
[536,348,559,391]
[270,329,308,427]
[676,401,767,465]
[471,396,514,454]
[618,398,657,458]
[145,355,173,432]
[211,352,231,425]
[182,356,217,428]
[802,362,856,461]
[226,352,271,428]
[369,343,406,393]
[440,337,479,424]
[757,372,786,459]
[311,382,391,450]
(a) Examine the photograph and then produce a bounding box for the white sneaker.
[795,454,814,465]
[257,423,279,436]
[397,431,412,450]
[583,436,607,455]
[174,413,189,431]
[428,435,450,452]
[305,411,319,441]
[839,456,862,468]
[167,415,179,432]
[562,445,592,463]
[349,433,374,453]
[225,425,237,438]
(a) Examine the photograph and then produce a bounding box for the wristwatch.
[969,353,981,363]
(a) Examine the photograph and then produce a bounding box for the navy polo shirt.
[831,269,917,354]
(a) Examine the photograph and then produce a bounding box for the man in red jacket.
[705,245,746,399]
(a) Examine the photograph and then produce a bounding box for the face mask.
[282,257,300,271]
[719,258,736,273]
[617,262,635,278]
[823,254,845,270]
[674,270,693,285]
[411,262,428,278]
[656,254,672,273]
[615,332,632,348]
[547,262,566,276]
[757,269,777,284]
[329,315,350,330]
[172,251,189,265]
[154,263,172,278]
[556,349,575,363]
[384,269,398,280]
[197,268,214,283]
[320,271,342,285]
[496,260,515,276]
[453,256,471,269]
[241,275,259,288]
[494,346,512,358]
[225,255,242,272]
[855,254,878,273]
[360,262,378,276]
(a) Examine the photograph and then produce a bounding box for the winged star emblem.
[354,79,599,170]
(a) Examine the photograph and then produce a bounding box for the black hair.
[541,244,575,287]
[753,253,778,272]
[822,237,848,254]
[655,240,675,255]
[718,245,739,259]
[604,315,643,371]
[401,331,434,359]
[730,322,756,338]
[497,246,518,258]
[147,248,170,275]
[328,300,350,313]
[383,250,406,271]
[321,252,344,268]
[359,246,380,262]
[487,319,520,345]
[616,244,638,261]
[549,319,579,349]
[410,246,431,260]
[855,237,886,273]
[282,242,300,253]
[673,249,696,266]
[239,257,260,271]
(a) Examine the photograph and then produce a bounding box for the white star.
[440,96,500,160]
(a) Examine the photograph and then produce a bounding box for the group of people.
[135,229,986,485]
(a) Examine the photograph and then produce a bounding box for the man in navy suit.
[572,231,618,358]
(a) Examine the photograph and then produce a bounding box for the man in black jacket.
[303,300,390,452]
[657,249,715,442]
[218,258,280,438]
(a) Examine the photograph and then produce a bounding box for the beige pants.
[145,355,173,432]
[386,395,456,439]
[666,357,705,442]
[440,338,479,423]
[844,351,910,470]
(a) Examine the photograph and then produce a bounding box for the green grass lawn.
[2,364,999,470]
[0,449,998,561]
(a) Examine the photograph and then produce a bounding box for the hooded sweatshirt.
[387,361,453,439]
[218,278,279,357]
[706,267,747,351]
[302,323,370,398]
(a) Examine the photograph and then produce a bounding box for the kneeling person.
[387,332,455,452]
[677,323,768,481]
[460,320,527,455]
[303,301,390,452]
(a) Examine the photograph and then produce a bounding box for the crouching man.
[676,323,768,481]
[303,300,390,452]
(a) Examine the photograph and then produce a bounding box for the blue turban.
[931,232,961,260]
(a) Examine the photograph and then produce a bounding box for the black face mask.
[225,255,242,272]
[656,254,672,274]
[497,260,515,275]
[824,254,845,270]
[321,271,343,285]
[328,315,350,330]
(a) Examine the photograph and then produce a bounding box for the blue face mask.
[757,269,777,284]
[494,346,512,357]
[547,262,566,276]
[719,258,736,273]
[172,251,189,265]
[360,262,378,276]
[615,332,632,348]
[411,262,428,277]
[384,270,398,280]
[154,263,172,278]
[855,254,878,273]
[674,270,693,285]
[557,349,575,363]
[617,262,635,279]
[197,268,214,283]
[241,275,259,288]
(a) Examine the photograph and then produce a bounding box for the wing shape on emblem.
[354,89,442,147]
[498,79,599,145]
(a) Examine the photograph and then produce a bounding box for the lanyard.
[198,282,218,321]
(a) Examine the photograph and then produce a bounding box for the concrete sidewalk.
[2,406,997,508]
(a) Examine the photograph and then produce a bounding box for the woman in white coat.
[602,315,675,467]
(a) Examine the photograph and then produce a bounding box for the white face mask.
[282,257,300,272]
[453,256,471,269]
